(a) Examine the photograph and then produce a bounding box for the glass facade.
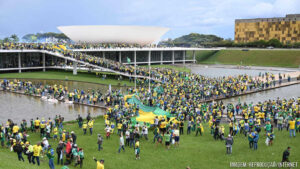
[0,53,19,68]
[45,54,66,66]
[21,52,43,67]
[0,50,189,71]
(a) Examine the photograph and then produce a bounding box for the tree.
[3,37,11,43]
[30,35,37,42]
[22,34,35,42]
[10,34,19,42]
[159,33,223,47]
[267,39,282,48]
[22,34,37,42]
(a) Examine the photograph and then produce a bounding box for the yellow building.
[235,14,300,44]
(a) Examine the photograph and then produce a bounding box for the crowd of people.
[1,96,298,166]
[2,43,296,105]
[0,95,298,168]
[1,42,299,168]
[70,43,157,49]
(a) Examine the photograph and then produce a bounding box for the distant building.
[235,14,300,44]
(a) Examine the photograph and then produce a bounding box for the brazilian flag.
[53,45,62,52]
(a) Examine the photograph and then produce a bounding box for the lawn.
[186,50,218,63]
[0,70,134,86]
[199,50,300,68]
[143,65,191,73]
[0,118,299,169]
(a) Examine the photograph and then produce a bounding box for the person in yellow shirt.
[88,120,94,135]
[34,118,40,133]
[25,142,34,163]
[93,157,104,169]
[32,142,42,166]
[82,122,87,135]
[135,139,140,160]
[53,127,58,141]
[289,118,296,137]
[40,121,46,138]
[12,124,19,135]
[62,131,66,142]
[117,123,122,135]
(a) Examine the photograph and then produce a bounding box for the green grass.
[199,50,300,68]
[0,118,299,169]
[143,65,191,73]
[0,70,134,86]
[186,50,218,63]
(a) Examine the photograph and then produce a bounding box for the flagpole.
[134,51,137,91]
[148,51,151,94]
[149,66,151,93]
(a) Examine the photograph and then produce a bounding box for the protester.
[97,134,103,151]
[135,139,140,160]
[13,141,24,162]
[282,147,291,162]
[118,134,125,153]
[93,157,104,169]
[47,145,55,169]
[225,134,234,154]
[32,142,42,166]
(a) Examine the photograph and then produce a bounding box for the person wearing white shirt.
[125,130,130,146]
[142,125,148,140]
[118,134,125,153]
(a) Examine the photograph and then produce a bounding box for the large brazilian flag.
[124,95,174,125]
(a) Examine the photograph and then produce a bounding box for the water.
[189,65,293,78]
[188,65,300,105]
[220,83,300,105]
[0,79,129,124]
[0,91,105,124]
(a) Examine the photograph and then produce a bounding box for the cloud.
[0,0,299,39]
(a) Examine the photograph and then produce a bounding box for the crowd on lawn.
[0,90,299,169]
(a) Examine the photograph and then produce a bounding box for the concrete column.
[18,53,21,73]
[148,51,151,66]
[134,51,137,90]
[193,50,196,63]
[160,51,163,65]
[183,51,186,64]
[172,51,175,65]
[73,61,77,75]
[119,51,122,63]
[42,53,46,72]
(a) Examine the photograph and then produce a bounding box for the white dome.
[57,25,169,45]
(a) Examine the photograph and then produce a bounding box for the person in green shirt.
[156,133,163,147]
[164,131,171,149]
[265,121,272,133]
[277,115,284,131]
[0,130,5,147]
[75,148,84,168]
[195,121,202,136]
[47,145,55,169]
[153,126,159,143]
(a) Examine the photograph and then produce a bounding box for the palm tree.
[10,34,19,42]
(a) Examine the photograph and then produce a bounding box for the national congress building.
[235,14,300,44]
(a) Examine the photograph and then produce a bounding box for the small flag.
[127,57,131,63]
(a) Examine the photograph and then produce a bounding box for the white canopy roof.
[57,25,169,45]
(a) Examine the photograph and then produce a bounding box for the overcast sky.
[0,0,299,40]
